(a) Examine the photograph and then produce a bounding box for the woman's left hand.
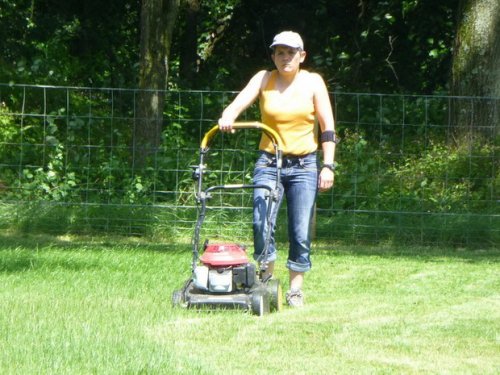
[318,168,334,192]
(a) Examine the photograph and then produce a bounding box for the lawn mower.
[172,122,283,316]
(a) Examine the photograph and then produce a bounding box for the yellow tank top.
[259,70,317,155]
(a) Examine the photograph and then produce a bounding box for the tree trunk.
[134,0,180,169]
[179,0,201,88]
[451,0,500,139]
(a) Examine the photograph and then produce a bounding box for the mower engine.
[193,243,256,293]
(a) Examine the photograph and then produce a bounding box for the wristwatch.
[322,163,336,172]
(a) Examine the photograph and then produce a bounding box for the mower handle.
[200,122,283,152]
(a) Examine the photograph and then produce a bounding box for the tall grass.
[0,234,498,374]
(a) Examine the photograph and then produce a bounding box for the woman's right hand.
[218,117,235,133]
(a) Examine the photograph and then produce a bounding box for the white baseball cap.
[269,31,304,50]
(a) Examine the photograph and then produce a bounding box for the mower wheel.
[250,289,270,316]
[171,289,184,308]
[267,279,283,312]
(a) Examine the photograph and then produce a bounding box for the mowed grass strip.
[0,234,498,374]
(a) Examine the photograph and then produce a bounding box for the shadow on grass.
[0,232,193,274]
[314,210,499,250]
[313,241,499,264]
[0,231,190,252]
[1,231,497,268]
[0,250,101,274]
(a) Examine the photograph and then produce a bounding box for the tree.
[451,0,500,137]
[0,0,140,86]
[134,0,180,168]
[180,0,458,93]
[178,0,201,87]
[171,0,240,89]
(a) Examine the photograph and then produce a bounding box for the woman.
[218,31,337,307]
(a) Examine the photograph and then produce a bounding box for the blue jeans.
[253,151,318,272]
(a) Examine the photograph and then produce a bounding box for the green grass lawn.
[0,233,498,374]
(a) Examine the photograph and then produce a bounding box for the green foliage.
[0,1,497,247]
[332,129,498,214]
[0,86,497,246]
[0,0,491,95]
[0,0,140,87]
[18,154,78,202]
[383,141,496,212]
[176,0,458,93]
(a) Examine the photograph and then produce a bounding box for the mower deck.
[173,278,282,316]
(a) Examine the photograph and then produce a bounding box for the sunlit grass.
[0,234,498,374]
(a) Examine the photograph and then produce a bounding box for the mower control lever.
[191,165,207,181]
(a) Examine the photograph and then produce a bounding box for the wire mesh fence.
[0,83,498,247]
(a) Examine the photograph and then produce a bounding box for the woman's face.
[271,45,306,74]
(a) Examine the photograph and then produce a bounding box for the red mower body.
[200,243,249,267]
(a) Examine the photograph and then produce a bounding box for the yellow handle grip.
[200,122,283,151]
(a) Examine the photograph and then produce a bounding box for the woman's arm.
[312,73,336,191]
[218,70,269,132]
